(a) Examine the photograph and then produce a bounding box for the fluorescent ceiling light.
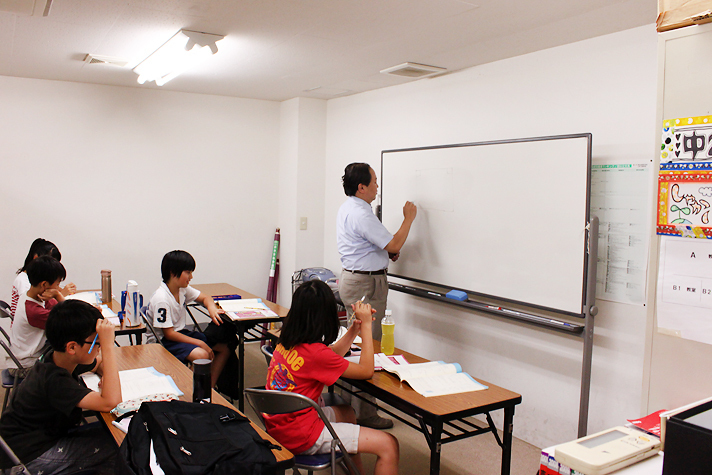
[133,29,225,86]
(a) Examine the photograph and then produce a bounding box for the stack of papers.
[345,352,409,370]
[217,298,278,320]
[66,291,102,305]
[66,292,120,324]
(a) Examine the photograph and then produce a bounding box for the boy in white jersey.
[147,250,231,388]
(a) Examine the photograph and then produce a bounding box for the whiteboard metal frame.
[380,134,598,437]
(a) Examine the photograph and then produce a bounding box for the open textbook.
[343,353,488,397]
[216,298,278,320]
[382,361,488,397]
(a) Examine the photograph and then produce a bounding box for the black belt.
[343,268,387,275]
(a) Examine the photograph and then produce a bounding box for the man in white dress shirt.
[337,162,417,428]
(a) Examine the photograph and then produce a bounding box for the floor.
[241,342,542,475]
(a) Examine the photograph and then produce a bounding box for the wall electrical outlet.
[299,217,308,230]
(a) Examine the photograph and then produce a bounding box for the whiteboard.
[381,134,592,316]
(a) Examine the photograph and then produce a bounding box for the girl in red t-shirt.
[265,280,399,475]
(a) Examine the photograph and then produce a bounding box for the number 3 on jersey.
[157,308,167,323]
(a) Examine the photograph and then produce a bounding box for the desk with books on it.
[98,344,294,472]
[67,291,146,345]
[339,341,521,475]
[266,329,521,475]
[188,283,288,411]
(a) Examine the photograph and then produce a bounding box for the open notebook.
[81,366,183,402]
[217,298,278,320]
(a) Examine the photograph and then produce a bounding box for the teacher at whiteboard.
[337,162,417,340]
[337,163,417,429]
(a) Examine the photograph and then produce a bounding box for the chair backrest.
[0,339,23,373]
[260,344,273,365]
[0,433,30,474]
[139,305,160,344]
[244,388,360,475]
[0,332,25,411]
[0,326,11,346]
[0,300,13,321]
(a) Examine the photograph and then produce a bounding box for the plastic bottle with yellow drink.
[381,309,395,355]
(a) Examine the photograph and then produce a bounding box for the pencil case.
[111,393,179,416]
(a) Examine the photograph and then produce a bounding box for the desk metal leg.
[501,406,515,475]
[429,421,442,475]
[237,328,245,412]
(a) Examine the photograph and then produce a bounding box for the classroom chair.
[0,327,25,413]
[260,344,273,365]
[0,301,12,321]
[184,305,205,333]
[139,306,160,345]
[244,388,360,475]
[0,433,32,475]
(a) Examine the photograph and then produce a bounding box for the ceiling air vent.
[83,54,128,67]
[380,62,446,78]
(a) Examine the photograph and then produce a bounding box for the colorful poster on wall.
[658,115,712,238]
[660,115,712,164]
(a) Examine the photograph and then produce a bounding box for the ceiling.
[0,0,657,102]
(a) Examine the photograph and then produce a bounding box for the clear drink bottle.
[381,309,395,355]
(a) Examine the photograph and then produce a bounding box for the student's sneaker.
[357,415,394,429]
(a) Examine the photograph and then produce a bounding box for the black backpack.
[119,400,280,475]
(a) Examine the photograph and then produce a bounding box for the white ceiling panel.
[0,0,656,101]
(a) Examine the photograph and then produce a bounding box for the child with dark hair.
[0,300,121,474]
[10,238,76,317]
[8,256,68,377]
[265,280,400,475]
[147,250,232,388]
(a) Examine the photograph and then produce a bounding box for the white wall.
[277,98,328,307]
[0,76,281,326]
[322,25,658,448]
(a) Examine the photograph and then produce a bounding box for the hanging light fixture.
[133,29,225,86]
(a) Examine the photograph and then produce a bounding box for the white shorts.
[303,405,361,455]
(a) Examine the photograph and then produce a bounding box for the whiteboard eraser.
[446,290,467,301]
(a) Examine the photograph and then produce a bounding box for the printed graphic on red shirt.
[268,362,296,391]
[264,343,349,454]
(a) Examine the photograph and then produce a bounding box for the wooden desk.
[105,298,146,345]
[188,283,288,411]
[341,341,521,475]
[74,291,146,344]
[266,329,521,475]
[99,344,293,471]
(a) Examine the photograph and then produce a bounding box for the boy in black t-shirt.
[0,300,121,474]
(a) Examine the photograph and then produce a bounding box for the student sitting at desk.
[10,238,76,318]
[0,300,121,474]
[8,255,68,378]
[265,280,400,475]
[147,250,232,388]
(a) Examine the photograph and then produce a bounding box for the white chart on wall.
[657,236,712,344]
